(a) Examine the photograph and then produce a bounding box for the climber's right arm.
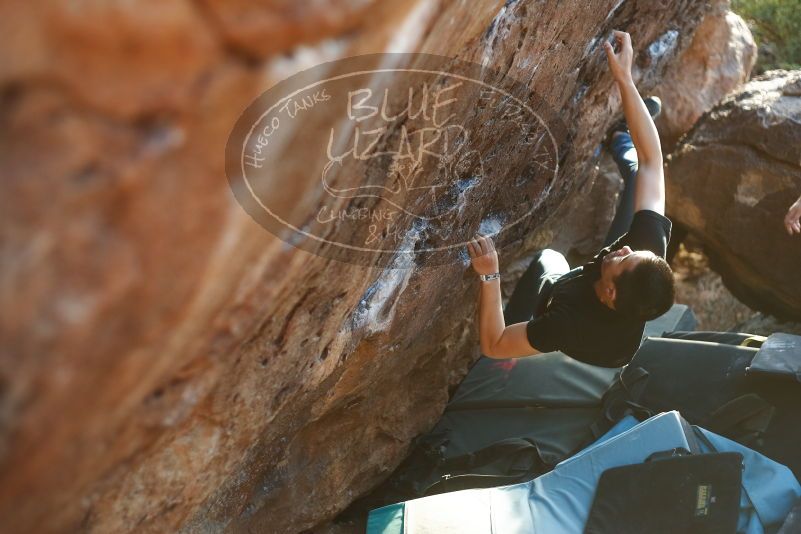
[618,79,665,215]
[605,30,665,215]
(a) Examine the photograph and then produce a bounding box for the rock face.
[553,4,758,266]
[653,5,757,151]
[0,1,716,533]
[670,239,755,331]
[667,70,801,321]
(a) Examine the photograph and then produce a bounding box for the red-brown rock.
[654,6,757,151]
[200,0,379,59]
[667,70,801,320]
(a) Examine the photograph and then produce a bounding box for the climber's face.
[597,246,656,306]
[603,246,634,277]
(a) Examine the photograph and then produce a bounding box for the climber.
[467,30,675,368]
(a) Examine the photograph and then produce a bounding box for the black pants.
[503,249,569,324]
[504,132,638,324]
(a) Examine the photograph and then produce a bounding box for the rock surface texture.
[553,5,757,265]
[654,5,757,151]
[1,1,717,533]
[667,70,801,321]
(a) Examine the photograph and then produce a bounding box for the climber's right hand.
[468,234,499,276]
[785,196,801,236]
[604,30,633,83]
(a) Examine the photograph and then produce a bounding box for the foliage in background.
[732,0,801,73]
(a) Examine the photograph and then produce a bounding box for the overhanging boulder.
[666,70,801,320]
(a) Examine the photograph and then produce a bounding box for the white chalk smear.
[648,30,679,60]
[351,222,427,334]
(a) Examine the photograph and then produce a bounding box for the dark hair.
[613,256,675,320]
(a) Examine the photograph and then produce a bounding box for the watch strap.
[479,272,501,282]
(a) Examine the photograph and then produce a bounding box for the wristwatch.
[479,272,501,282]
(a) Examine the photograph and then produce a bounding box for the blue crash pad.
[580,415,801,534]
[368,411,697,534]
[368,411,801,534]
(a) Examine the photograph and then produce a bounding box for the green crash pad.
[343,304,697,520]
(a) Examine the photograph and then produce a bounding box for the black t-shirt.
[525,210,672,367]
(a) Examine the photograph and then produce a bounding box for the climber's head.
[598,246,675,320]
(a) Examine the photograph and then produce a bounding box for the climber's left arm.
[483,322,543,359]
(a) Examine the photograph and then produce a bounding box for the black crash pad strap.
[590,366,651,439]
[702,394,775,439]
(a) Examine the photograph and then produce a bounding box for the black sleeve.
[617,209,672,258]
[526,309,571,353]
